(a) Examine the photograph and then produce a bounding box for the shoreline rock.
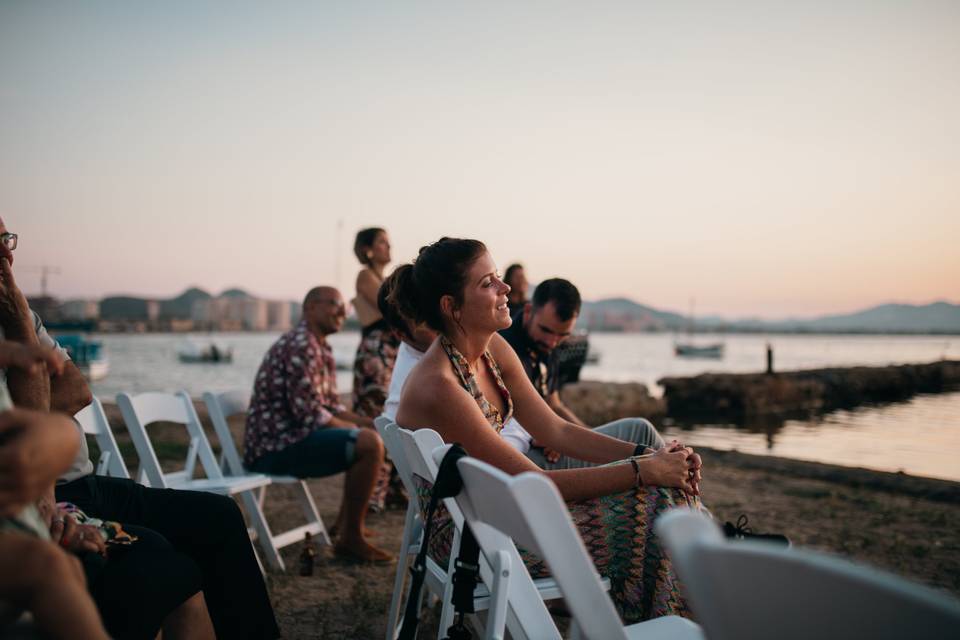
[659,359,960,418]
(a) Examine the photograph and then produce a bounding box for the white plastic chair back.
[201,389,249,476]
[74,397,130,479]
[656,510,960,640]
[116,391,225,488]
[456,457,627,639]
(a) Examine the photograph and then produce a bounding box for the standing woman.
[351,227,402,511]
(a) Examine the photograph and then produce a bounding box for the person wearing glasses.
[0,218,279,639]
[245,286,394,563]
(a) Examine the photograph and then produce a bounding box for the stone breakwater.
[657,359,960,419]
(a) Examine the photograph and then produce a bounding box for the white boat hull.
[80,360,110,381]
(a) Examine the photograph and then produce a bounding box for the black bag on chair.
[398,443,481,640]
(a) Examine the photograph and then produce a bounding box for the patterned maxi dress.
[352,318,403,510]
[415,336,699,624]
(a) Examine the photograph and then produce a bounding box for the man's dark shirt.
[499,311,561,398]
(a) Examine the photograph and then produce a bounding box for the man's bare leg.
[334,429,394,562]
[162,591,216,640]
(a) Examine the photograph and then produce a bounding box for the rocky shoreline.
[659,359,960,419]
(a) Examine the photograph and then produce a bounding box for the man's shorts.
[248,428,359,478]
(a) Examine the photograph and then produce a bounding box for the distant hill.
[581,298,687,331]
[782,302,960,333]
[220,288,252,298]
[580,298,960,334]
[159,287,212,319]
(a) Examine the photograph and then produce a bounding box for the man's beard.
[534,341,554,355]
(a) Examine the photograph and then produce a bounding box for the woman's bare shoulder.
[397,347,461,421]
[356,268,378,287]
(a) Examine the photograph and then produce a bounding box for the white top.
[384,340,534,454]
[383,341,423,421]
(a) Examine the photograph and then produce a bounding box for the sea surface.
[83,331,960,482]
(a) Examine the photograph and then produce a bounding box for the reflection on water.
[662,392,960,482]
[84,331,960,481]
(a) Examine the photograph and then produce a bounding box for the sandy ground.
[259,452,960,639]
[98,402,960,639]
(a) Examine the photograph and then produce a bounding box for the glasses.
[1,233,16,251]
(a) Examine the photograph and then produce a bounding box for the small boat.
[674,342,725,359]
[54,334,110,380]
[178,340,233,364]
[674,297,725,359]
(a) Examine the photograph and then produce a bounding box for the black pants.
[81,524,202,639]
[57,475,279,640]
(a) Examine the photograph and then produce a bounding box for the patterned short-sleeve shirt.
[244,321,346,466]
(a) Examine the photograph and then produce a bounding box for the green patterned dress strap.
[439,335,513,433]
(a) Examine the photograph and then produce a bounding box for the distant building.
[60,299,100,321]
[192,294,287,331]
[26,296,61,323]
[266,300,291,331]
[100,297,160,323]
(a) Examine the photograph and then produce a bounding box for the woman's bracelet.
[629,457,644,488]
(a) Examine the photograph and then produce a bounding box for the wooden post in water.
[766,342,774,374]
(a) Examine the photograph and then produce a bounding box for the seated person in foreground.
[394,237,704,623]
[0,217,276,639]
[0,343,109,640]
[499,277,666,467]
[245,286,393,563]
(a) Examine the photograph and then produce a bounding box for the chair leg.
[484,550,510,640]
[239,489,285,572]
[293,480,331,546]
[386,505,420,640]
[437,528,462,639]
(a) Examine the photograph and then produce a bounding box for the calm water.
[85,331,960,482]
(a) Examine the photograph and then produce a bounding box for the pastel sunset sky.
[2,1,958,318]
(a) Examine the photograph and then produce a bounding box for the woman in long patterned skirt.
[350,227,402,511]
[394,238,704,623]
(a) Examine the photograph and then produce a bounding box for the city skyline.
[3,2,959,318]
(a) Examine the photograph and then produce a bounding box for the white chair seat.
[117,390,283,573]
[624,616,702,640]
[164,474,272,494]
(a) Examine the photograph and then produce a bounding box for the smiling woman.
[394,237,705,623]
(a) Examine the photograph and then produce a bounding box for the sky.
[2,1,958,319]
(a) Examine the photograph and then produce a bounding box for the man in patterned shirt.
[245,286,393,563]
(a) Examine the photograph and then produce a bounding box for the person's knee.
[626,417,664,449]
[354,428,384,459]
[197,492,246,531]
[1,537,81,597]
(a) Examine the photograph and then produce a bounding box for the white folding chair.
[376,417,431,640]
[74,396,130,479]
[454,455,704,640]
[115,391,282,570]
[202,390,332,564]
[655,509,960,640]
[397,427,570,640]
